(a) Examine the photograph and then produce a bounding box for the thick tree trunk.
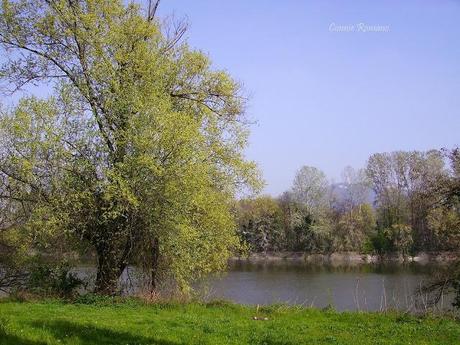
[94,245,126,295]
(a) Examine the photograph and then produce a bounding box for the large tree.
[0,0,261,294]
[366,150,448,252]
[291,166,329,216]
[290,166,332,252]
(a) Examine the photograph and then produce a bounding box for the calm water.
[197,260,451,312]
[46,261,453,312]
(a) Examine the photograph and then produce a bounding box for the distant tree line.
[235,149,460,256]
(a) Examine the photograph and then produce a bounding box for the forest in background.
[0,0,459,306]
[235,149,460,256]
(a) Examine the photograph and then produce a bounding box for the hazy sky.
[157,0,460,196]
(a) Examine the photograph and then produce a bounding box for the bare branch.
[147,0,161,22]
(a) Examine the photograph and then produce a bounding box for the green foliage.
[236,168,376,254]
[361,238,375,254]
[235,196,284,252]
[366,224,413,256]
[291,166,329,217]
[369,231,392,255]
[333,204,376,252]
[292,213,333,252]
[234,149,460,261]
[289,166,334,252]
[27,262,84,298]
[366,150,448,251]
[384,224,413,256]
[73,293,141,306]
[0,0,262,294]
[427,203,460,250]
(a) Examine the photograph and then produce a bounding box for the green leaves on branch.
[0,0,261,294]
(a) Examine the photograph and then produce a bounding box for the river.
[196,260,452,312]
[13,260,452,312]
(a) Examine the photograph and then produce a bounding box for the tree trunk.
[94,244,126,295]
[150,237,160,292]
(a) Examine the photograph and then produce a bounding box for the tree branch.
[147,0,161,22]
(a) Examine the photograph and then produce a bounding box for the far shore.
[230,251,460,265]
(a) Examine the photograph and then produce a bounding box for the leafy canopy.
[0,0,262,293]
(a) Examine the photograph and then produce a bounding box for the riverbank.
[0,300,459,344]
[231,251,460,266]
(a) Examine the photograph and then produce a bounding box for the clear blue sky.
[157,0,460,196]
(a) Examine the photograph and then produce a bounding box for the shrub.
[27,262,83,298]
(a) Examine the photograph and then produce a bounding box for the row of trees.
[235,149,460,256]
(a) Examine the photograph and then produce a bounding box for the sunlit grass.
[1,299,459,344]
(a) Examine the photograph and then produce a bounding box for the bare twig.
[147,0,161,22]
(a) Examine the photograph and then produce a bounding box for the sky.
[156,0,460,196]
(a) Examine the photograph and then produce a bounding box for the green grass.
[0,300,459,345]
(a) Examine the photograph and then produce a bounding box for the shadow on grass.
[0,333,47,345]
[24,320,181,345]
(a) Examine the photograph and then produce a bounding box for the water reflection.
[197,260,452,312]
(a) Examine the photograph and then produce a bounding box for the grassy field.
[0,299,459,345]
